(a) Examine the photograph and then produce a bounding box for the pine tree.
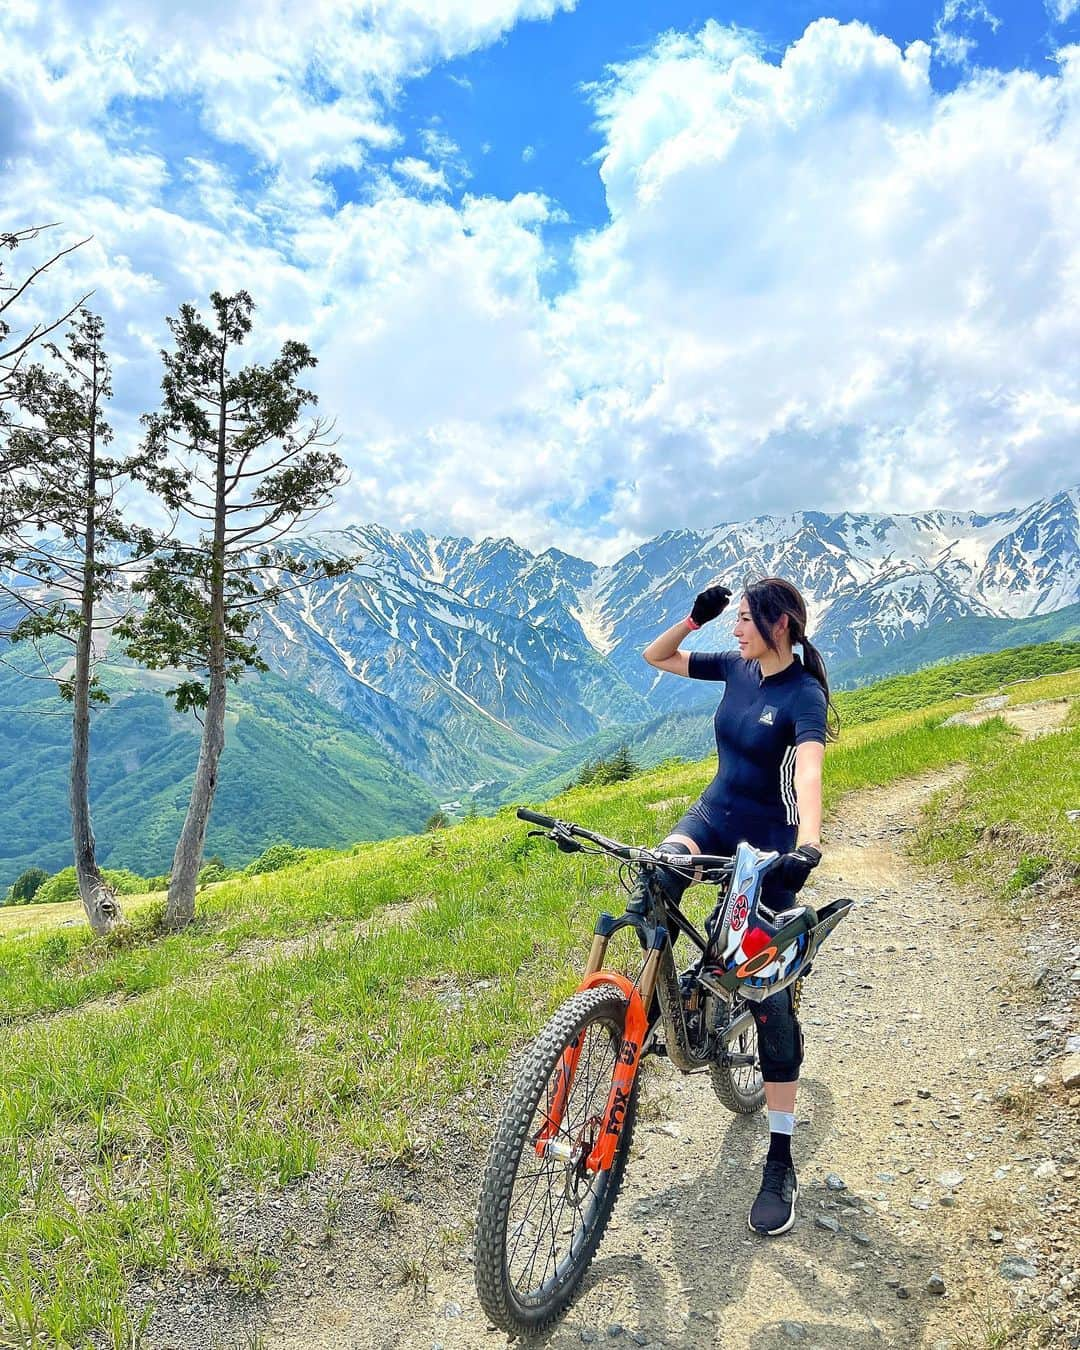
[2,311,154,933]
[575,758,597,788]
[119,291,350,930]
[607,743,639,783]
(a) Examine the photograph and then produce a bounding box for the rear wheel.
[474,985,639,1338]
[709,994,765,1114]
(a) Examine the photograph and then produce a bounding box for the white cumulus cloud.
[1,9,1077,560]
[548,19,1080,542]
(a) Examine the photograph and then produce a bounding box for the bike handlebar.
[517,808,557,828]
[515,807,733,874]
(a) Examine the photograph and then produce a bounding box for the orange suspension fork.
[533,930,613,1154]
[534,930,664,1171]
[534,1027,588,1153]
[583,969,650,1173]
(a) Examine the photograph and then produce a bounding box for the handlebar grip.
[517,807,557,828]
[656,850,732,870]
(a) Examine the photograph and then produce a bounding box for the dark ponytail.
[744,577,840,741]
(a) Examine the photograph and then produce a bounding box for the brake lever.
[527,827,583,854]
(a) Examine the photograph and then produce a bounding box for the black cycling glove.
[688,584,732,628]
[773,843,822,893]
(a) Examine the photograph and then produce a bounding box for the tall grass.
[918,721,1080,896]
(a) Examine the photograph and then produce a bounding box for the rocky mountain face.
[256,485,1080,794]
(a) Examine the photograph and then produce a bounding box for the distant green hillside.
[0,645,436,889]
[480,700,718,809]
[5,633,1079,888]
[833,641,1080,725]
[830,603,1080,687]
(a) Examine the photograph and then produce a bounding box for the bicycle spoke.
[519,1186,548,1292]
[734,1025,762,1094]
[508,1162,555,1273]
[539,1181,564,1289]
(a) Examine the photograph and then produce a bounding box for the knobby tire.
[474,985,639,1338]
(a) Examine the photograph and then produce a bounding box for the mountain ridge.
[3,483,1078,888]
[257,483,1080,785]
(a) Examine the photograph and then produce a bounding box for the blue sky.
[1,0,1078,559]
[388,0,1075,234]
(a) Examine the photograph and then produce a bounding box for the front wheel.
[708,994,765,1114]
[474,985,639,1338]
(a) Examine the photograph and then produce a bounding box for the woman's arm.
[642,620,695,677]
[793,741,824,848]
[644,585,732,677]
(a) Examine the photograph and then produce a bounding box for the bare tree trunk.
[163,660,225,929]
[71,362,123,934]
[71,614,121,933]
[164,350,229,931]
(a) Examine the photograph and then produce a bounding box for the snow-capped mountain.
[254,485,1079,788]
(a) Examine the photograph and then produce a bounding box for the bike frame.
[538,865,757,1174]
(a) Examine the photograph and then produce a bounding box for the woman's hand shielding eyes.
[689,585,732,628]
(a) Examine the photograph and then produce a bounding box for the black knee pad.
[749,985,804,1083]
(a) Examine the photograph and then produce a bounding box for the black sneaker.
[748,1159,798,1236]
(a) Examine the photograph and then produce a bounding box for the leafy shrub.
[104,869,151,895]
[145,874,170,892]
[243,843,307,877]
[197,861,233,888]
[33,868,79,906]
[8,866,48,905]
[425,811,450,832]
[32,866,150,906]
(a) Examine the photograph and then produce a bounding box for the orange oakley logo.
[735,945,778,978]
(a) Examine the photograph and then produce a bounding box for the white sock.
[768,1109,796,1136]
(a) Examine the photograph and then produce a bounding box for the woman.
[642,576,836,1237]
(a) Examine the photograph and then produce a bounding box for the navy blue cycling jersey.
[687,650,827,827]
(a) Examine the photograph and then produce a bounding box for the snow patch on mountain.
[251,483,1080,788]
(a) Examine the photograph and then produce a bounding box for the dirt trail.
[947,697,1073,737]
[147,703,1078,1350]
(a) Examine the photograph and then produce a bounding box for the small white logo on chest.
[759,706,776,725]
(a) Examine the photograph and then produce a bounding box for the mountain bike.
[474,807,853,1338]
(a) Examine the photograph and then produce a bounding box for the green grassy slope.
[830,602,1080,688]
[0,648,437,888]
[918,677,1080,899]
[5,643,1068,1344]
[834,641,1080,725]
